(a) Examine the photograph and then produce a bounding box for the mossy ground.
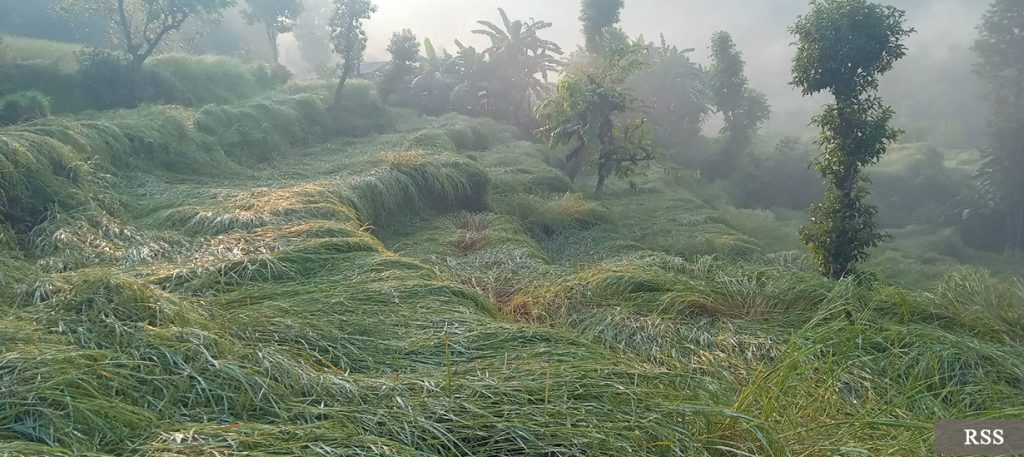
[0,86,1022,456]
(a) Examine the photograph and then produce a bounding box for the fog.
[0,0,988,143]
[267,0,987,142]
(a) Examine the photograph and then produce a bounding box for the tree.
[328,0,376,108]
[973,0,1024,254]
[378,29,421,103]
[790,0,913,280]
[472,8,563,127]
[242,0,304,64]
[54,0,235,71]
[537,36,654,193]
[411,38,459,115]
[630,35,710,151]
[580,0,624,53]
[294,0,334,72]
[707,31,770,178]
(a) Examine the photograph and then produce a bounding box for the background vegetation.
[0,0,1021,455]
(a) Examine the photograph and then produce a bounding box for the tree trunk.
[127,53,147,107]
[334,68,351,109]
[830,100,858,280]
[565,141,587,182]
[595,161,610,193]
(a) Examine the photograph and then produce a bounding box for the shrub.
[251,63,293,89]
[0,60,82,112]
[0,91,51,126]
[76,49,139,109]
[730,137,822,210]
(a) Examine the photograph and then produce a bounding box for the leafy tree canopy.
[790,0,913,99]
[580,0,624,53]
[54,0,236,69]
[329,0,376,106]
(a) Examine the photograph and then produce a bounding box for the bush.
[76,49,139,109]
[0,60,82,112]
[869,145,973,228]
[0,91,51,126]
[730,137,822,210]
[251,63,293,89]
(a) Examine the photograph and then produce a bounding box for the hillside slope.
[0,87,1022,456]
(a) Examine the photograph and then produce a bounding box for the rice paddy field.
[1,80,1022,456]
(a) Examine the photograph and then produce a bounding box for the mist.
[332,0,987,141]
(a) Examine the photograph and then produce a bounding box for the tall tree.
[707,31,770,178]
[973,0,1024,254]
[378,29,421,103]
[537,36,654,193]
[294,0,334,72]
[328,0,376,108]
[580,0,624,53]
[54,0,235,71]
[411,38,459,115]
[472,8,562,127]
[242,0,304,64]
[790,0,913,280]
[630,36,711,143]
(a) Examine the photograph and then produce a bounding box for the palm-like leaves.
[470,8,564,126]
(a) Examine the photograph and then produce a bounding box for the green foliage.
[579,0,624,53]
[0,77,1022,456]
[707,31,771,178]
[54,0,236,70]
[790,0,913,279]
[973,0,1024,253]
[146,54,284,105]
[409,37,457,115]
[730,137,823,210]
[0,89,382,236]
[75,49,140,109]
[0,91,51,126]
[468,8,563,127]
[402,9,561,127]
[378,29,421,103]
[790,0,913,99]
[242,0,304,63]
[628,35,710,159]
[329,0,377,106]
[331,80,391,137]
[537,35,655,192]
[0,34,82,72]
